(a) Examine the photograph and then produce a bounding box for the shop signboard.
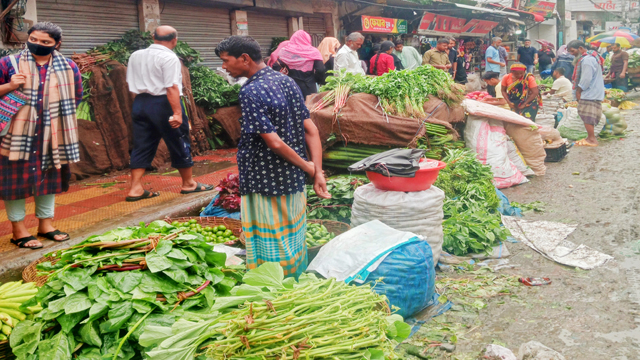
[526,0,556,18]
[460,19,499,37]
[605,21,639,32]
[418,12,467,35]
[566,0,639,12]
[361,15,408,34]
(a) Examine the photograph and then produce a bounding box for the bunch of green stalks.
[204,278,396,359]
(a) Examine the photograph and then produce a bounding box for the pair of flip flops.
[11,230,70,250]
[125,183,214,202]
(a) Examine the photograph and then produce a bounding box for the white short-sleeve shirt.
[126,44,183,96]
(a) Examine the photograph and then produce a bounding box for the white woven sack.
[350,183,444,262]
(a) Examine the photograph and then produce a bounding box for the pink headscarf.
[268,40,289,67]
[278,30,323,72]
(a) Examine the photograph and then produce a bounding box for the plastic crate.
[544,143,568,162]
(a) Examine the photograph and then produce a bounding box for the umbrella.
[586,29,639,47]
[590,38,633,48]
[536,39,554,49]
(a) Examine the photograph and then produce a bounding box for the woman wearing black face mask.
[0,22,83,249]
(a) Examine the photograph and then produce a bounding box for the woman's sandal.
[37,230,70,242]
[11,236,43,249]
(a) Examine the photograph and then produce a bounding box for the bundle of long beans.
[204,278,397,359]
[418,123,465,160]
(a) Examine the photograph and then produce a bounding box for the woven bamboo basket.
[307,219,351,262]
[0,339,15,360]
[23,217,244,286]
[163,216,243,238]
[22,256,58,287]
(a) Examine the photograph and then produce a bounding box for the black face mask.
[27,42,56,56]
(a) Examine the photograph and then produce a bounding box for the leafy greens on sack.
[306,175,368,223]
[189,65,240,112]
[12,220,243,360]
[320,65,465,118]
[435,149,511,256]
[141,263,410,360]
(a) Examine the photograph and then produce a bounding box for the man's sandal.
[11,236,43,249]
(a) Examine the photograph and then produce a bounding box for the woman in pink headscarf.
[273,30,326,98]
[268,40,289,68]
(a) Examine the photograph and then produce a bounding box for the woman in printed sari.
[500,63,541,121]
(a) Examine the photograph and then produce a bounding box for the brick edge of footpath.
[0,190,218,283]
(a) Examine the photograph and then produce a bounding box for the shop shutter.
[37,0,139,56]
[247,12,289,57]
[160,1,231,69]
[304,16,327,47]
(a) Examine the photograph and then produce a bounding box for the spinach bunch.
[11,220,243,360]
[306,175,368,224]
[435,149,510,256]
[189,65,240,112]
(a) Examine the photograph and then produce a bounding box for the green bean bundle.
[205,279,399,359]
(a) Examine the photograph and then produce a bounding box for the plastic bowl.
[366,159,447,192]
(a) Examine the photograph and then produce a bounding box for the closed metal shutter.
[304,16,327,47]
[160,1,231,68]
[247,12,289,57]
[37,0,139,56]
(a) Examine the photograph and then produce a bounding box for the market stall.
[416,12,499,72]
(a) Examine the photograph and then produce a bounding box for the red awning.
[486,4,546,22]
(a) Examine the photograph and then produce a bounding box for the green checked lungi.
[241,192,308,278]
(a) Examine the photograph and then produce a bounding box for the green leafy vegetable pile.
[320,65,465,118]
[141,262,411,360]
[536,77,554,88]
[189,65,241,112]
[307,175,368,224]
[435,149,511,256]
[88,30,152,66]
[11,220,243,360]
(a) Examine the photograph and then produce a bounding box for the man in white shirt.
[125,25,213,201]
[544,67,573,102]
[334,32,365,75]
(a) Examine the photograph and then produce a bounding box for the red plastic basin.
[366,159,447,192]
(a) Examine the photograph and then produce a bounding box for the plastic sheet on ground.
[502,216,613,269]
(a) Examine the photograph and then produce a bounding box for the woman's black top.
[391,54,404,71]
[273,59,326,99]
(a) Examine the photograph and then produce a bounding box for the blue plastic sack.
[200,195,241,220]
[362,240,436,318]
[496,188,522,217]
[540,69,553,79]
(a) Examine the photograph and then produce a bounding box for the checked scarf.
[0,50,79,170]
[572,50,604,90]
